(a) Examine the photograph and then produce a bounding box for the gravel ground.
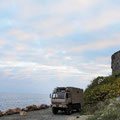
[0,108,92,120]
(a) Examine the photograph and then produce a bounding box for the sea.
[0,93,50,111]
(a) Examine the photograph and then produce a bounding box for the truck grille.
[52,102,61,105]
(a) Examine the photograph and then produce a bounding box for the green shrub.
[87,99,120,120]
[84,72,120,105]
[84,71,120,120]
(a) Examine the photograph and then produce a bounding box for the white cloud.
[0,0,118,92]
[2,0,119,40]
[70,33,120,52]
[0,38,6,46]
[48,0,101,16]
[7,29,38,41]
[0,0,15,10]
[45,53,54,58]
[0,61,83,74]
[13,45,28,51]
[0,59,111,76]
[64,56,72,60]
[81,8,120,32]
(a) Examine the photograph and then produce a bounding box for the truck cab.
[50,87,84,115]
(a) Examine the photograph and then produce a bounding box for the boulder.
[109,103,115,107]
[37,105,42,110]
[13,108,21,114]
[26,105,38,111]
[21,107,29,111]
[22,104,49,112]
[3,108,21,115]
[0,111,3,117]
[116,96,120,101]
[21,108,27,112]
[37,104,49,110]
[42,104,49,108]
[20,111,27,116]
[3,109,15,115]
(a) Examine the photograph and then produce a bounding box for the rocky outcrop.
[37,104,49,110]
[13,108,21,113]
[0,104,49,117]
[3,108,20,115]
[20,111,27,116]
[3,109,15,115]
[22,104,49,111]
[3,108,21,115]
[111,50,120,73]
[25,105,38,111]
[21,107,29,112]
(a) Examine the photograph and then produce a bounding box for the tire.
[52,107,58,114]
[66,106,72,115]
[76,104,81,112]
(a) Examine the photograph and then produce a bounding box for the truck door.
[66,93,71,104]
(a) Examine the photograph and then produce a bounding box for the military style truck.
[50,87,84,115]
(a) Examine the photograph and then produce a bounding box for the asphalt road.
[0,108,92,120]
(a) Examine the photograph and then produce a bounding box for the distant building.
[111,50,120,73]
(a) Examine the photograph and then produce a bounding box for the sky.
[0,0,120,94]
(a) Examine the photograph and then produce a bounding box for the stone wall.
[111,50,120,73]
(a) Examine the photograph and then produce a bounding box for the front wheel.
[52,107,58,114]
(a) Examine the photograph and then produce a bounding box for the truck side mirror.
[49,94,51,98]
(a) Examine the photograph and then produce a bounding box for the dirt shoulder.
[0,108,92,120]
[67,115,93,120]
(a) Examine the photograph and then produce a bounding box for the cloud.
[70,33,120,53]
[46,0,101,16]
[64,56,72,61]
[13,45,28,51]
[0,0,15,10]
[0,59,111,77]
[81,8,120,32]
[0,0,119,93]
[2,0,119,41]
[0,54,111,92]
[0,38,6,46]
[45,53,54,58]
[7,29,38,41]
[16,0,100,18]
[23,0,120,37]
[0,60,83,74]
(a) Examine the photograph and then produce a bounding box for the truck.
[50,87,84,115]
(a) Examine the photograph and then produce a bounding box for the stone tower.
[111,50,120,73]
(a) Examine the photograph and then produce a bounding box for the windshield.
[52,92,65,99]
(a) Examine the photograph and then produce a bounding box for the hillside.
[84,71,120,105]
[84,71,120,120]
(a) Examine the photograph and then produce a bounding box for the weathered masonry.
[111,50,120,73]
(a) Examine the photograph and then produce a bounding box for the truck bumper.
[52,104,67,108]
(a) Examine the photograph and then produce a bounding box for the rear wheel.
[66,106,72,115]
[76,104,81,112]
[52,107,58,114]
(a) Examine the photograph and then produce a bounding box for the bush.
[84,72,120,105]
[87,99,120,120]
[83,100,109,114]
